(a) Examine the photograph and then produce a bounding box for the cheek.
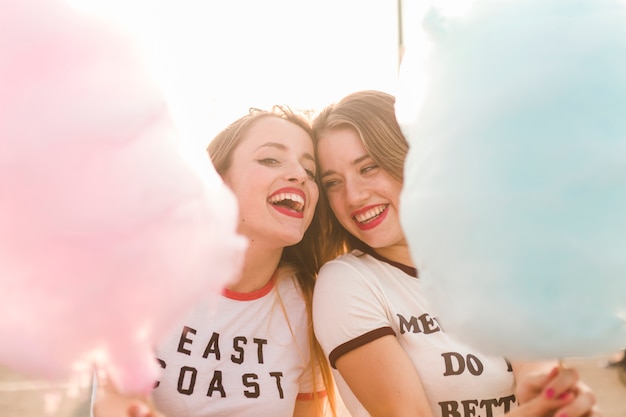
[309,184,320,207]
[391,184,404,207]
[230,180,261,213]
[326,193,346,218]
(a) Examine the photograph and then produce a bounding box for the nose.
[344,176,369,206]
[286,162,308,184]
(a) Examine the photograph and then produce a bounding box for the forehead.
[238,116,313,153]
[317,127,367,166]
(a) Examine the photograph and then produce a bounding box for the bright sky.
[66,0,403,147]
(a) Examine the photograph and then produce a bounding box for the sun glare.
[63,0,402,147]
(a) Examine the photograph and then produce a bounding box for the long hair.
[208,105,336,416]
[312,90,409,264]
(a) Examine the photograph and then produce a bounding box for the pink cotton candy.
[0,0,247,394]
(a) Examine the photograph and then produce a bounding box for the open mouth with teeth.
[352,204,388,230]
[268,192,305,218]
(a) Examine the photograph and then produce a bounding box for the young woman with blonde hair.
[94,105,335,417]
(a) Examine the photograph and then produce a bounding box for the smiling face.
[317,127,406,257]
[222,116,319,249]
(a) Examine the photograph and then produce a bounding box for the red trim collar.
[221,271,277,301]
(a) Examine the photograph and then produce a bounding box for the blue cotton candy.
[397,0,626,360]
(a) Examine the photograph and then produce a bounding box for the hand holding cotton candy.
[0,0,246,394]
[398,0,626,360]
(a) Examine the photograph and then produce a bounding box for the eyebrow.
[256,142,315,163]
[320,154,371,179]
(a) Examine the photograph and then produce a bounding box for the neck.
[226,241,283,293]
[372,243,414,268]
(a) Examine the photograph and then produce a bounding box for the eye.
[361,164,379,174]
[257,158,280,166]
[323,178,340,190]
[305,168,316,179]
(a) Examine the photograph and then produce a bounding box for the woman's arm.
[335,334,435,417]
[336,347,600,417]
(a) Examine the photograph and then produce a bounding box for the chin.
[277,231,306,248]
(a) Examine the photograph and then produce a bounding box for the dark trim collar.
[363,248,418,278]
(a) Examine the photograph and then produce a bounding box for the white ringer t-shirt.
[313,250,516,417]
[153,270,324,417]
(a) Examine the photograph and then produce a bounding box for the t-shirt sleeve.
[296,353,327,400]
[312,256,395,368]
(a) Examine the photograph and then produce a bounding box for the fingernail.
[545,388,555,399]
[557,391,573,401]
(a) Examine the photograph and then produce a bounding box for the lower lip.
[271,204,304,219]
[354,207,388,230]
